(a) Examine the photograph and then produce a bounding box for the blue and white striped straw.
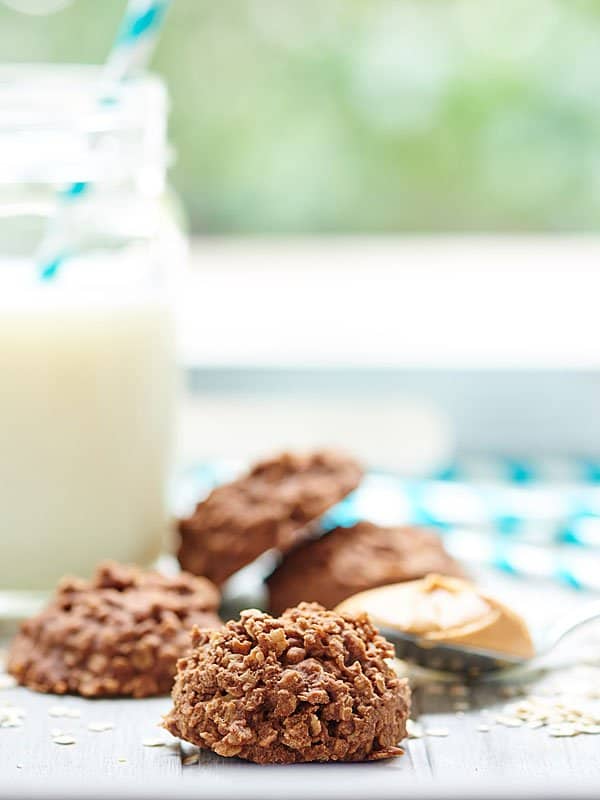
[38,0,172,280]
[440,528,600,593]
[321,507,600,593]
[321,473,600,548]
[322,480,600,591]
[431,455,600,485]
[104,0,172,86]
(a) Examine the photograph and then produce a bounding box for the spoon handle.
[541,600,600,654]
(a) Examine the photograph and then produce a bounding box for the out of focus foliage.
[3,0,600,233]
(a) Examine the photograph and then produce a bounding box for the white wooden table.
[3,236,600,798]
[1,569,599,799]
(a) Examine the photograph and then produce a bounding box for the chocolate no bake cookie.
[163,602,410,763]
[267,521,464,614]
[178,450,363,585]
[7,562,221,698]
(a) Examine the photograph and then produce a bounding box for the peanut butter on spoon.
[336,574,535,660]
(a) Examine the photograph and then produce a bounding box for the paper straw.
[440,528,600,592]
[104,0,172,86]
[432,455,600,485]
[319,473,600,547]
[320,505,600,592]
[38,0,172,280]
[321,485,600,590]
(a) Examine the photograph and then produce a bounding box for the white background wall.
[175,236,600,470]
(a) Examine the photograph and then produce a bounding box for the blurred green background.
[3,0,600,233]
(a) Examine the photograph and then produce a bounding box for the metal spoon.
[379,599,600,678]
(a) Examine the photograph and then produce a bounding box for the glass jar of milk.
[0,65,183,616]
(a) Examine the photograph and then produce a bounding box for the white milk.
[0,261,175,591]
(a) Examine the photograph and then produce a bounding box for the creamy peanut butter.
[336,574,535,659]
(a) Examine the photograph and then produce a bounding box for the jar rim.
[0,63,166,129]
[0,63,168,184]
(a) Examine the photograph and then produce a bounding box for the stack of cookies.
[7,447,464,765]
[177,449,463,612]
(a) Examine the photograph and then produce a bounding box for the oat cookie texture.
[8,562,221,697]
[268,521,464,613]
[164,602,410,763]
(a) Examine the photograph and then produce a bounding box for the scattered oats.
[495,715,523,728]
[512,700,534,714]
[48,706,80,719]
[142,737,167,747]
[477,724,490,732]
[52,735,76,745]
[454,701,470,711]
[182,753,200,766]
[0,675,16,690]
[88,721,114,733]
[493,685,600,736]
[425,727,449,737]
[575,724,600,734]
[406,719,424,739]
[548,724,577,738]
[0,706,26,728]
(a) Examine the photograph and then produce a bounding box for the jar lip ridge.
[0,63,168,185]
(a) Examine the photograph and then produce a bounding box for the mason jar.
[0,64,185,617]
